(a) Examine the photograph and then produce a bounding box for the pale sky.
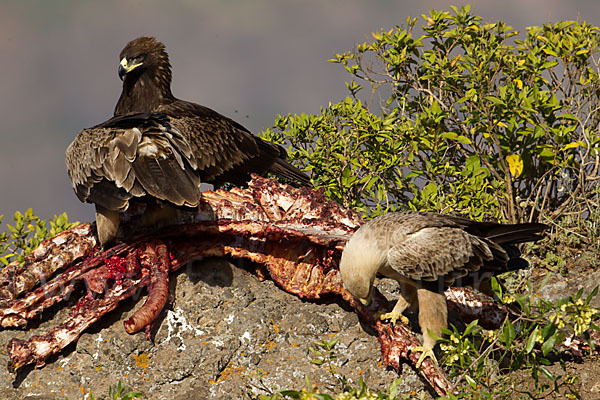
[1,0,598,223]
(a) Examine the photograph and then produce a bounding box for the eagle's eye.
[131,54,145,63]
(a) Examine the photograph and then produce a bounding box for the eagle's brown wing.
[157,100,310,186]
[387,225,499,284]
[380,211,547,284]
[65,113,201,212]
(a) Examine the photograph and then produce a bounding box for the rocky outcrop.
[0,258,431,400]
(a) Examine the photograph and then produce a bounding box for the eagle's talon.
[412,345,438,369]
[377,311,409,326]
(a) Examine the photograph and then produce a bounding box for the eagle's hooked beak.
[119,57,143,81]
[358,287,373,307]
[358,297,372,307]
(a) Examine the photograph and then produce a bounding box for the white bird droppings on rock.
[161,307,204,351]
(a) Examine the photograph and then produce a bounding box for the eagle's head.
[339,227,385,307]
[114,36,174,115]
[118,36,171,82]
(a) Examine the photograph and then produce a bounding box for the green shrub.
[0,208,77,266]
[437,279,599,399]
[262,5,600,230]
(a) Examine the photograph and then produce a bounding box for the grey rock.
[535,252,600,308]
[0,258,430,399]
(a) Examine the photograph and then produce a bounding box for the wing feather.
[65,113,201,211]
[387,227,490,282]
[368,211,540,285]
[157,101,310,185]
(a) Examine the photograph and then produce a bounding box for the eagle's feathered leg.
[95,205,120,248]
[412,288,447,368]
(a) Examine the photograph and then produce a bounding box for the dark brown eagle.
[66,36,310,247]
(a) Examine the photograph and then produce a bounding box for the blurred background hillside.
[1,0,599,223]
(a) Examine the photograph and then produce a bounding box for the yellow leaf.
[506,154,523,178]
[514,78,523,90]
[497,121,508,128]
[562,142,582,151]
[450,54,462,68]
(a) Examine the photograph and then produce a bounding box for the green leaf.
[501,320,516,346]
[538,146,555,159]
[540,366,556,381]
[464,319,480,336]
[541,323,557,340]
[388,377,403,399]
[427,329,443,342]
[465,375,478,390]
[484,95,506,106]
[557,113,578,121]
[313,395,335,400]
[526,326,539,354]
[278,390,301,398]
[542,333,558,356]
[490,277,502,298]
[585,286,599,305]
[541,60,559,70]
[455,135,472,145]
[561,141,585,151]
[539,357,552,366]
[442,131,458,140]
